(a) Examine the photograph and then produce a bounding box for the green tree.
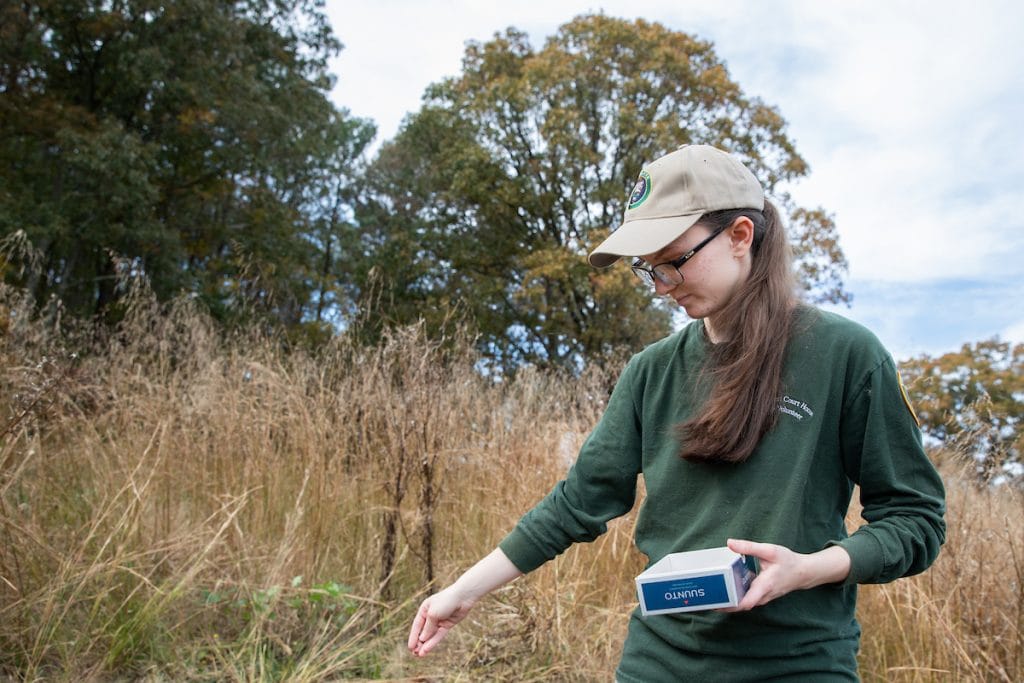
[351,14,848,372]
[900,339,1024,483]
[0,0,374,331]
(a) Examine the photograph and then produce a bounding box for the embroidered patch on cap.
[628,170,651,209]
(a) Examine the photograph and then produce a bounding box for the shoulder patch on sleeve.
[897,371,921,427]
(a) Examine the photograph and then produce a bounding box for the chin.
[678,301,706,319]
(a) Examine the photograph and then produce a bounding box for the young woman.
[406,145,946,681]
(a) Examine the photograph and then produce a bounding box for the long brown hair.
[676,199,799,464]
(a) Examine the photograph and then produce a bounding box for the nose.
[653,277,676,296]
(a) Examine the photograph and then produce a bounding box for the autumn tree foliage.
[3,9,853,369]
[900,339,1024,484]
[0,0,373,334]
[350,14,849,372]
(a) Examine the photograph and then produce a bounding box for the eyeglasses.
[631,225,727,287]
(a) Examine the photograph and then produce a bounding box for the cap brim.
[588,212,703,268]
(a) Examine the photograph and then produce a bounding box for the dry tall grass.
[0,286,1020,682]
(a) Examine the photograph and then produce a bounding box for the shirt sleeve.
[832,354,947,585]
[498,358,644,574]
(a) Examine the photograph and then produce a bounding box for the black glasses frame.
[631,225,728,287]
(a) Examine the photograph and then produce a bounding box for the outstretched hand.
[406,548,524,657]
[407,587,476,657]
[725,538,851,611]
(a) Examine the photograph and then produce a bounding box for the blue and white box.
[636,547,756,615]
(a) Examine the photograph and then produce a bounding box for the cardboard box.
[635,547,756,615]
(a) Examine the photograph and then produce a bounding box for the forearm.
[799,545,851,589]
[451,547,524,603]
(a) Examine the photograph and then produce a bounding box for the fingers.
[414,625,450,656]
[735,575,771,611]
[408,596,457,657]
[418,606,441,645]
[727,538,776,561]
[727,539,788,611]
[407,600,430,651]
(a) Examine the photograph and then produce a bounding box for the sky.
[324,0,1024,362]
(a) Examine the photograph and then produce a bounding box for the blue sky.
[325,0,1024,362]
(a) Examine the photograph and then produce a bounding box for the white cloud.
[1003,320,1024,345]
[787,141,1024,281]
[687,2,1024,282]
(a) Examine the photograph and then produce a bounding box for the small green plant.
[199,577,359,626]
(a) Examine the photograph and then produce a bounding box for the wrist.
[803,545,851,589]
[450,575,485,605]
[451,547,523,604]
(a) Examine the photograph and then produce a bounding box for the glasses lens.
[653,264,683,286]
[631,265,654,286]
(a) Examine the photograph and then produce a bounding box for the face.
[638,218,753,323]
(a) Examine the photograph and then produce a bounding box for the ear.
[727,216,755,257]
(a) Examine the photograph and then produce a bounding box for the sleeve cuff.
[828,530,885,585]
[498,527,550,575]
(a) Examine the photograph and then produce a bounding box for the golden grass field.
[1,289,1021,682]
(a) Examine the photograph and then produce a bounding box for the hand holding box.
[636,547,757,615]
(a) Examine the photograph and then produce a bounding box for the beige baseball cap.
[589,144,765,268]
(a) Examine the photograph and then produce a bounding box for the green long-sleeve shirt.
[499,308,946,681]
